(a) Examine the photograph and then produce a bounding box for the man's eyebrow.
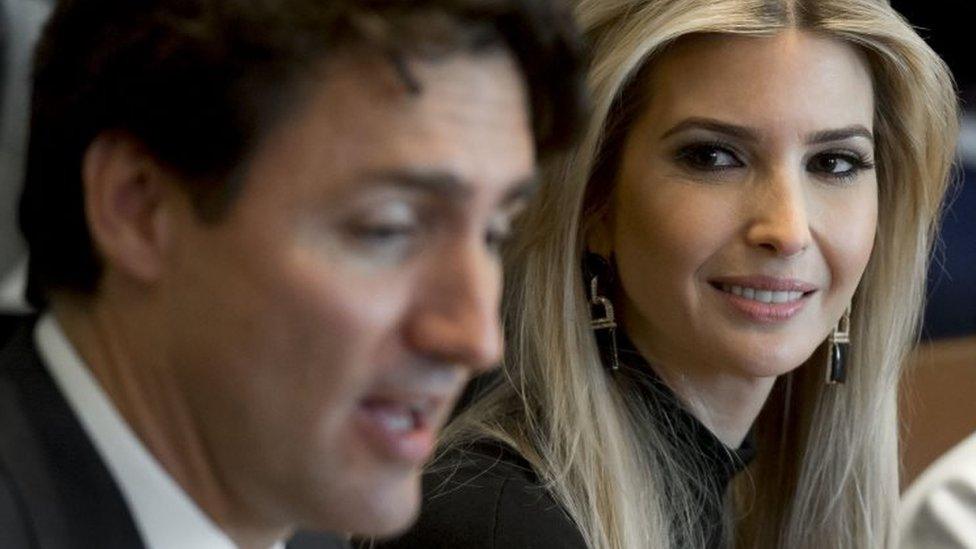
[355,170,539,204]
[660,117,760,142]
[805,125,874,145]
[357,169,474,200]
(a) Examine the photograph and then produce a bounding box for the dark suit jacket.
[0,315,348,549]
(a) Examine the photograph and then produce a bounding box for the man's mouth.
[356,393,448,464]
[360,397,434,434]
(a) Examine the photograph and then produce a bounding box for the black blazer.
[0,315,348,549]
[369,442,587,549]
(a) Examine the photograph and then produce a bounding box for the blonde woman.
[375,1,958,547]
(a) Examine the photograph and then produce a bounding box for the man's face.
[158,51,534,536]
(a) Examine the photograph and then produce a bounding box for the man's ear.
[82,132,172,284]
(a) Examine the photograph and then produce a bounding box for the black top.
[372,331,755,548]
[613,331,756,548]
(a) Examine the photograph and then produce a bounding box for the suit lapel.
[0,320,145,548]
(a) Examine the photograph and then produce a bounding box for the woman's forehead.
[636,30,875,138]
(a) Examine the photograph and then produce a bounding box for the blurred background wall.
[891,0,976,487]
[0,0,51,311]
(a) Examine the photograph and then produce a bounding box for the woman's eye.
[807,152,873,179]
[676,144,743,171]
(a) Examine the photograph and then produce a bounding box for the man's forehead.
[237,48,536,209]
[317,49,529,127]
[305,51,534,192]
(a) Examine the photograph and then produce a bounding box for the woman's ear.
[81,132,172,285]
[584,209,614,258]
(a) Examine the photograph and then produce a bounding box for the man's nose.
[405,240,504,375]
[744,167,813,257]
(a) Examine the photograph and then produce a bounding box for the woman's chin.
[715,337,822,380]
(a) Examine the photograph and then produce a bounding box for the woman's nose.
[744,168,813,257]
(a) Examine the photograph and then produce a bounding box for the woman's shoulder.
[369,440,587,549]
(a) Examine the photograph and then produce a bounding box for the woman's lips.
[708,275,818,293]
[708,276,818,323]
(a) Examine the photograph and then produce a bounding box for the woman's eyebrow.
[661,118,875,147]
[805,125,875,145]
[660,117,758,142]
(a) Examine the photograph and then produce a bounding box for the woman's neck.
[650,364,775,448]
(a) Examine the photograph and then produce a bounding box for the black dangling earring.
[826,307,851,385]
[583,253,619,371]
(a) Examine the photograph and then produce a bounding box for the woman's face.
[597,31,878,380]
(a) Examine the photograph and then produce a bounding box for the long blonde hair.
[441,1,959,547]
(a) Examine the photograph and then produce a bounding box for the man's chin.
[323,474,422,539]
[364,501,422,540]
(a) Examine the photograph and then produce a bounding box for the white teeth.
[377,412,413,433]
[723,285,804,304]
[374,408,414,433]
[775,291,803,303]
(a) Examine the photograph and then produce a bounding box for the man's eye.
[484,217,513,254]
[343,220,420,263]
[484,198,530,254]
[485,227,515,254]
[346,201,421,249]
[675,143,743,171]
[350,223,417,242]
[807,152,874,180]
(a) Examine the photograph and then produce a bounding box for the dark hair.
[20,0,586,307]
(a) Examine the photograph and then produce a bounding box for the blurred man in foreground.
[0,1,583,547]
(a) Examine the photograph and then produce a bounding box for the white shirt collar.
[35,313,286,549]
